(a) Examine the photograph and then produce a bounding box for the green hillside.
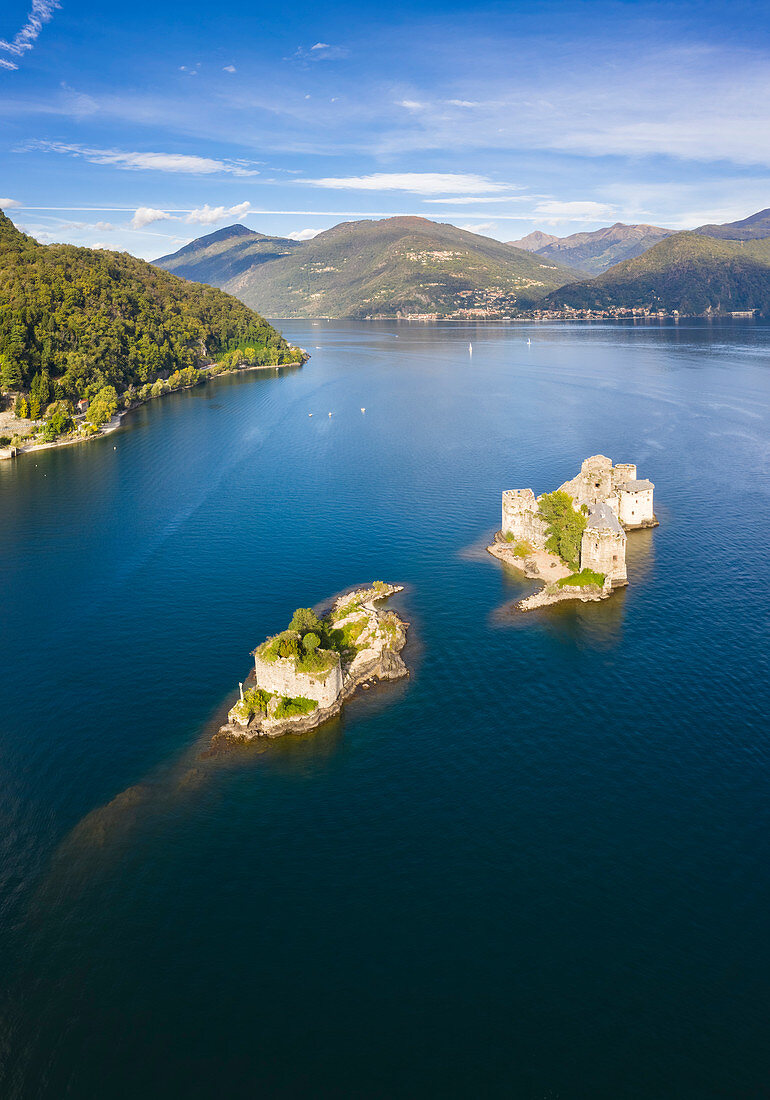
[541,232,770,315]
[0,211,299,402]
[160,216,582,318]
[154,223,301,285]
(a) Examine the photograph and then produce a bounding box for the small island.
[488,455,658,610]
[215,583,409,745]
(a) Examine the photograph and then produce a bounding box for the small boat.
[308,413,313,417]
[527,338,531,346]
[469,342,473,355]
[361,407,366,413]
[328,412,333,417]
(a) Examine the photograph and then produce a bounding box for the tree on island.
[538,490,587,569]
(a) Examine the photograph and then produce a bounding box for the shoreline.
[487,532,616,612]
[212,584,409,748]
[0,354,307,463]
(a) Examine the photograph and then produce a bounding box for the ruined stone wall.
[558,455,614,506]
[618,488,654,527]
[254,654,343,708]
[501,489,548,548]
[580,527,627,584]
[613,463,637,488]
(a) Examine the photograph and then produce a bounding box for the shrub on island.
[556,569,606,589]
[274,695,318,719]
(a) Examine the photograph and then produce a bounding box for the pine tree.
[0,353,23,391]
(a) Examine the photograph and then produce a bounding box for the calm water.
[1,320,769,1098]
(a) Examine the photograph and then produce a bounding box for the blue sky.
[2,0,770,257]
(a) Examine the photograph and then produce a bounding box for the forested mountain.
[0,211,299,402]
[540,232,770,314]
[154,224,301,285]
[509,222,673,275]
[163,216,581,318]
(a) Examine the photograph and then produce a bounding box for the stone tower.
[580,503,627,585]
[501,488,548,548]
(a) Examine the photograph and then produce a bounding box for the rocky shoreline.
[212,584,409,748]
[487,533,613,611]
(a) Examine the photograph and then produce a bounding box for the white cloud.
[288,228,320,240]
[185,201,251,225]
[447,100,479,108]
[223,65,236,73]
[459,221,497,235]
[533,200,616,221]
[28,141,259,176]
[288,42,349,62]
[0,0,60,71]
[0,197,22,208]
[427,194,529,205]
[398,100,425,111]
[303,172,508,195]
[131,207,172,229]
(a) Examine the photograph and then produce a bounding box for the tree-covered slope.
[510,222,673,275]
[0,211,299,400]
[540,232,770,314]
[221,216,581,317]
[154,223,301,285]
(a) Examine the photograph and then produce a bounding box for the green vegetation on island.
[556,569,606,589]
[538,490,588,569]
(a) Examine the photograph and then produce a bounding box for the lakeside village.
[488,455,658,610]
[214,583,409,745]
[0,344,308,462]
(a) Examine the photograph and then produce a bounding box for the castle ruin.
[501,455,656,588]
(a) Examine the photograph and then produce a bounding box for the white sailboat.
[469,342,473,356]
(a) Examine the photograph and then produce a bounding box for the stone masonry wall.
[618,488,654,527]
[580,528,627,584]
[501,489,549,548]
[254,653,343,709]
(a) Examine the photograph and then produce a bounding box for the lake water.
[1,320,769,1098]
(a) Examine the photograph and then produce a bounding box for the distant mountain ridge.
[155,224,301,286]
[509,222,674,275]
[154,216,582,318]
[540,231,770,315]
[692,207,770,241]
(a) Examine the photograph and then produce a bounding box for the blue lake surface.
[1,320,769,1098]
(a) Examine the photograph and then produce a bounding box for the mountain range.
[508,223,673,275]
[154,217,582,318]
[153,206,770,320]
